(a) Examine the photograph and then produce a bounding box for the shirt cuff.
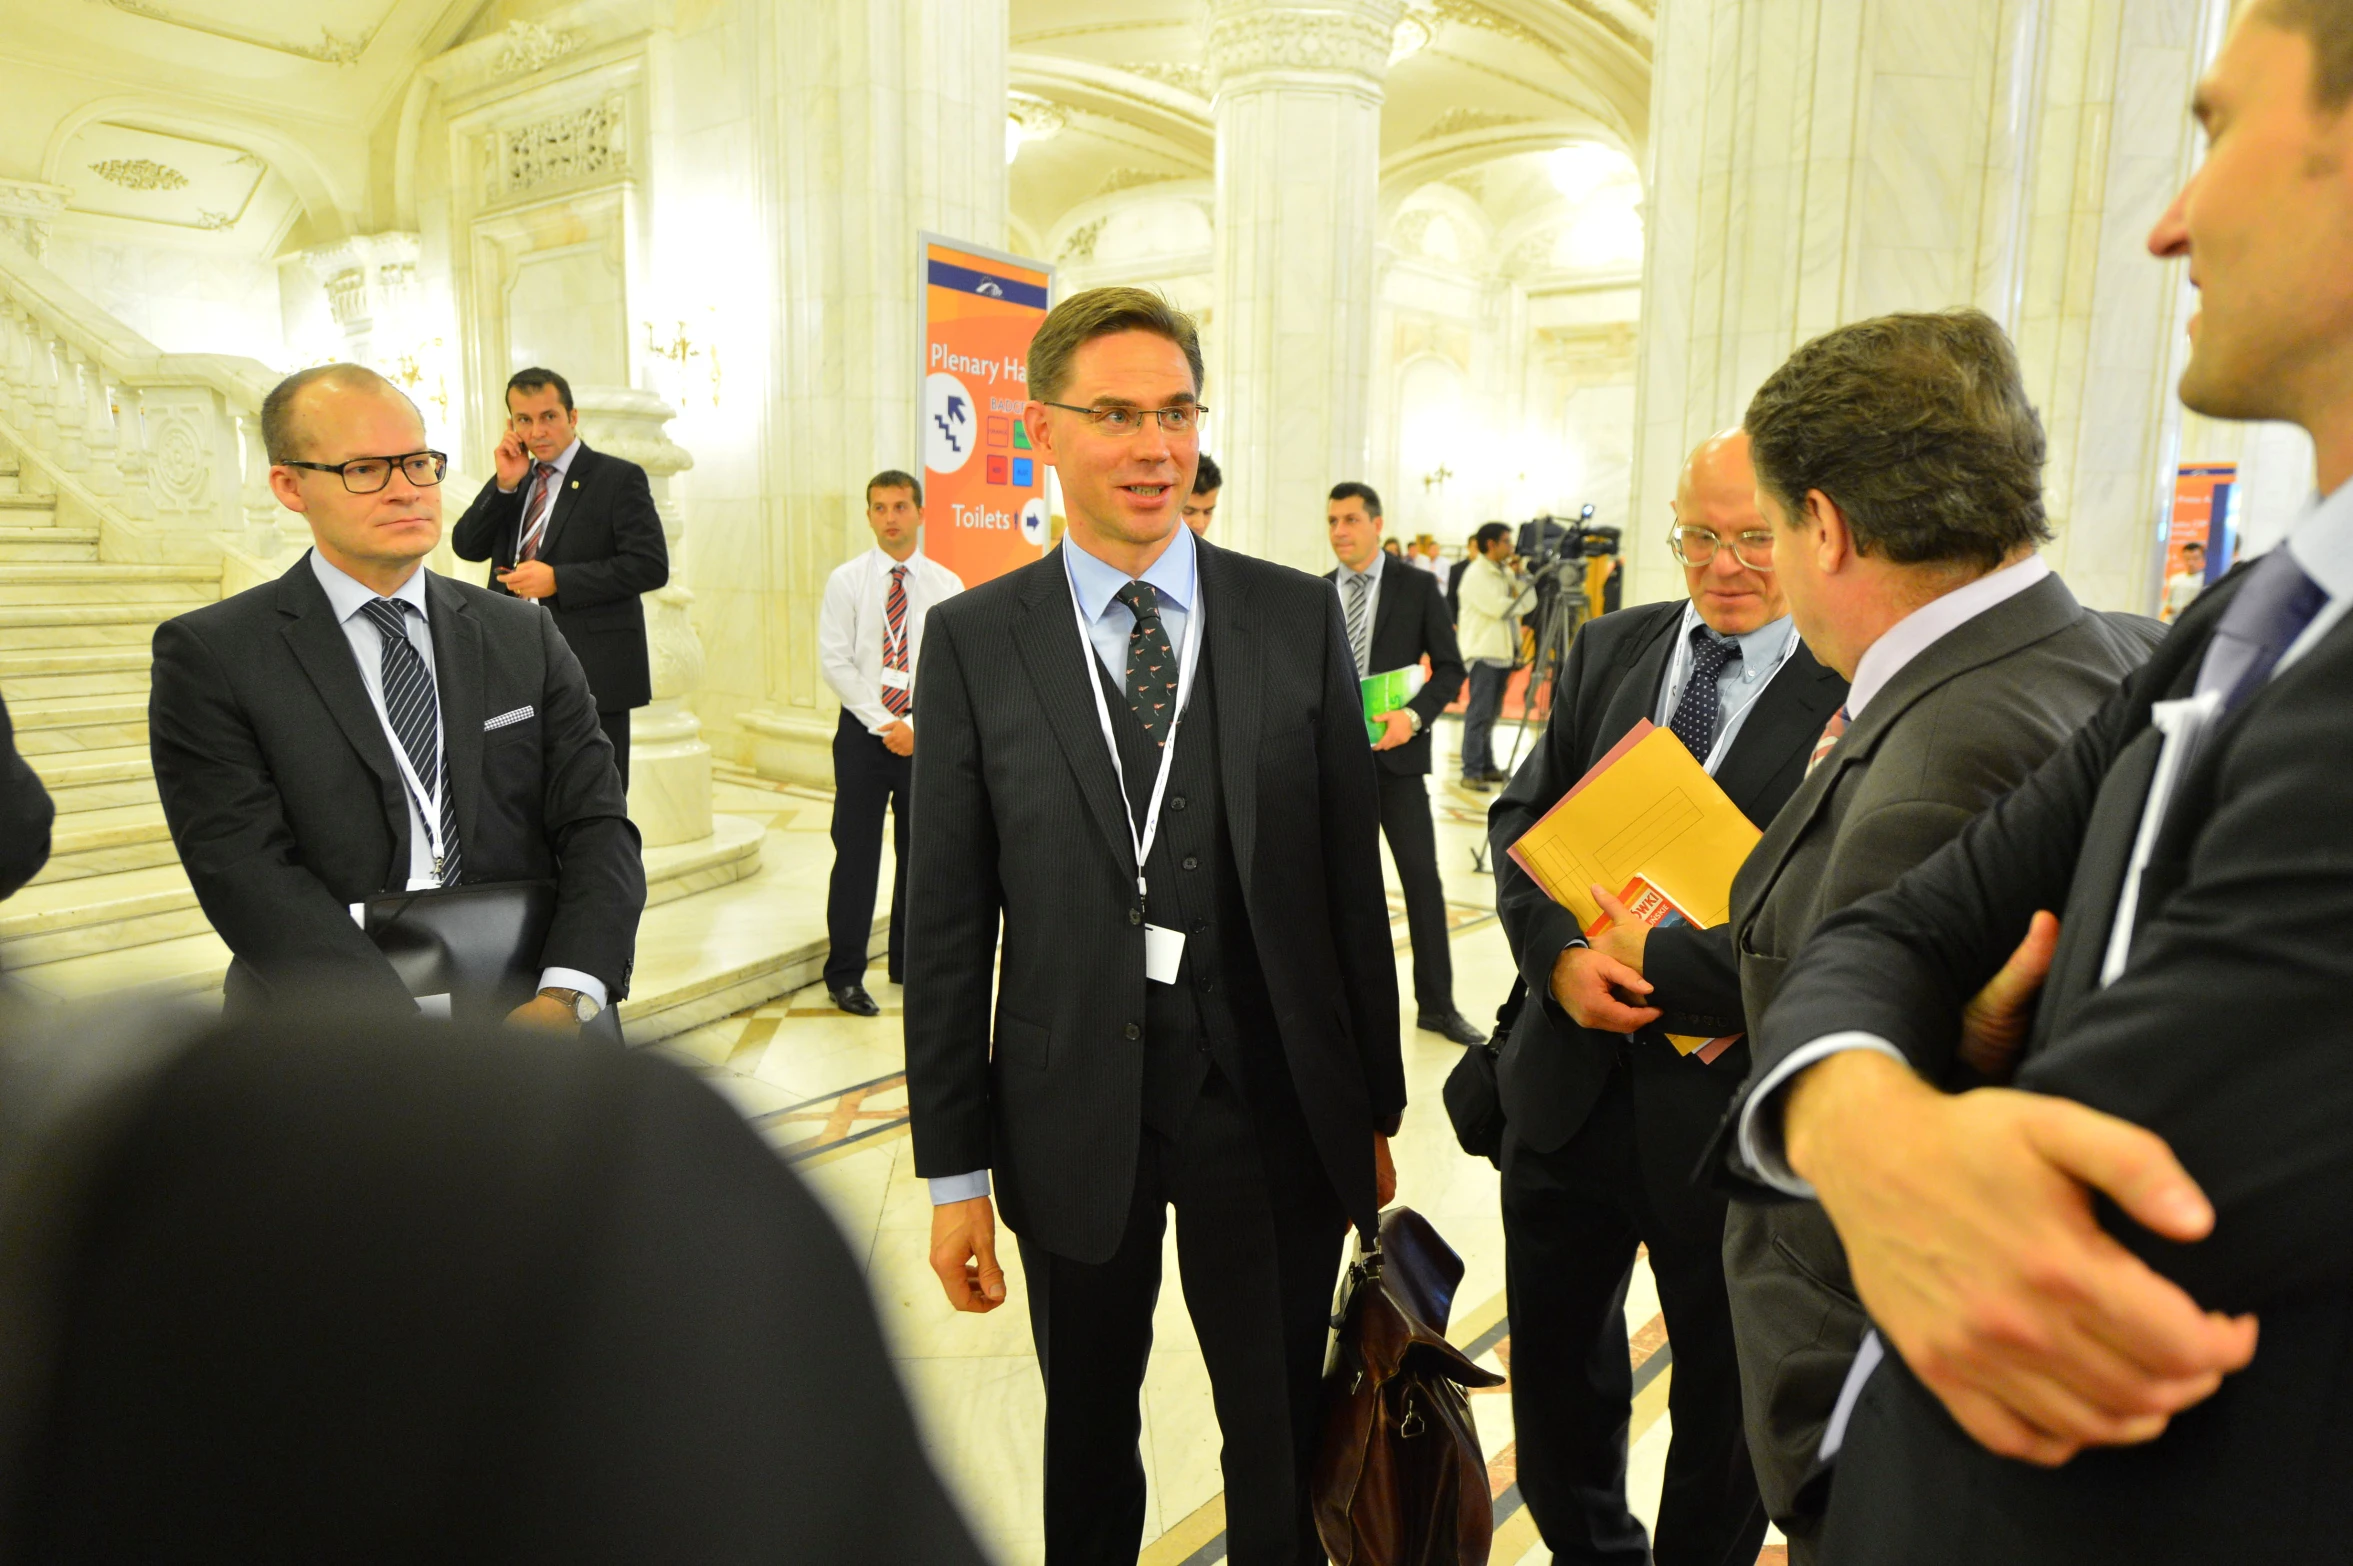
[537,968,609,1012]
[1735,1032,1909,1197]
[928,1170,991,1205]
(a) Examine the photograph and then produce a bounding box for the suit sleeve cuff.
[537,968,609,1011]
[1736,1032,1908,1197]
[928,1170,992,1205]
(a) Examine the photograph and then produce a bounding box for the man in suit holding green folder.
[1325,482,1482,1046]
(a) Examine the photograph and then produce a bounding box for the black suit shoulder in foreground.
[0,690,53,899]
[149,555,644,1013]
[1744,570,2353,1563]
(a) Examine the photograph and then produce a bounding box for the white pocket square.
[483,705,535,731]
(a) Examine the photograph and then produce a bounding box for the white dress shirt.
[1729,552,2099,1192]
[818,544,966,737]
[926,525,1198,1208]
[308,550,605,1011]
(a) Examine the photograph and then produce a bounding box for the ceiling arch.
[41,96,357,244]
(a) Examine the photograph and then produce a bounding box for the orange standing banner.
[919,233,1056,587]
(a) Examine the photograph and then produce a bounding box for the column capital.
[1205,0,1406,93]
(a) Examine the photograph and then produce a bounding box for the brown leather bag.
[1312,1207,1505,1565]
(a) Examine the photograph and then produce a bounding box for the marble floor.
[653,716,1786,1565]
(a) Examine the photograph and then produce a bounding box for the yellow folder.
[1506,720,1761,935]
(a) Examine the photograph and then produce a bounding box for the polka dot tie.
[1667,624,1741,762]
[1114,580,1178,747]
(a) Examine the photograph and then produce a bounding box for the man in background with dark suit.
[1182,450,1221,535]
[1324,481,1481,1046]
[0,690,52,899]
[1726,11,2353,1560]
[149,364,643,1030]
[1710,309,2158,1562]
[1487,429,1843,1566]
[452,368,669,787]
[906,287,1401,1566]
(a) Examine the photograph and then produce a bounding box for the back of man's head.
[1193,452,1222,495]
[1745,308,2051,574]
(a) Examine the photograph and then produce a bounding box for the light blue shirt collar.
[309,548,431,625]
[536,436,583,480]
[2286,474,2353,602]
[1063,521,1197,619]
[1336,549,1385,588]
[1687,602,1796,669]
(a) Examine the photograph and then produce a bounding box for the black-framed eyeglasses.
[281,451,448,494]
[1667,524,1775,572]
[1038,401,1207,435]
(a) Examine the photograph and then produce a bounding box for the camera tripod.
[1468,575,1588,877]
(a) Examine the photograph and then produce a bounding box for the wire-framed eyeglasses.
[1038,402,1206,435]
[1667,524,1776,572]
[281,451,449,494]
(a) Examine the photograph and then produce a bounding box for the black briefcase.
[359,879,623,1043]
[1442,979,1522,1168]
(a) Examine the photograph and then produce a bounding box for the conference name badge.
[1144,923,1186,985]
[879,668,913,691]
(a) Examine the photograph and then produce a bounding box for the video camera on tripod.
[1513,504,1622,593]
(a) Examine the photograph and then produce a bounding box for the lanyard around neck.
[1663,611,1800,774]
[1065,548,1205,902]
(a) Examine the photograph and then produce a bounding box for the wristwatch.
[1405,710,1425,734]
[538,986,602,1024]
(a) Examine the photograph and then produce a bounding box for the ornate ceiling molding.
[0,180,72,262]
[102,0,383,65]
[1205,1,1405,90]
[1007,54,1213,165]
[490,20,582,77]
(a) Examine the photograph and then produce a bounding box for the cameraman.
[1456,522,1535,791]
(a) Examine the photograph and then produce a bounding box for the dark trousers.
[1018,1071,1343,1566]
[1500,1047,1765,1566]
[823,711,909,990]
[1462,661,1510,779]
[1375,770,1453,1016]
[598,709,632,790]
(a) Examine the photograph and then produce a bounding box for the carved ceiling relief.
[89,159,189,192]
[481,98,630,206]
[1205,7,1397,87]
[491,20,580,77]
[102,0,382,64]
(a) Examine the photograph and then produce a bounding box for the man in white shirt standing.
[1455,522,1537,791]
[817,470,964,1016]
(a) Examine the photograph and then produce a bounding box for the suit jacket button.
[1170,794,1186,810]
[1129,906,1143,926]
[1124,1022,1141,1041]
[1181,855,1199,871]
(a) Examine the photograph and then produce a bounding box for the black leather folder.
[359,880,623,1043]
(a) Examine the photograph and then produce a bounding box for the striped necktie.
[1806,706,1849,779]
[518,461,557,563]
[1343,571,1373,676]
[880,564,912,718]
[358,597,462,885]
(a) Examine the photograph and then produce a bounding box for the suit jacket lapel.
[1591,607,1678,761]
[1202,540,1263,896]
[1712,648,1844,823]
[538,443,592,558]
[1014,550,1141,881]
[275,556,408,873]
[426,573,486,860]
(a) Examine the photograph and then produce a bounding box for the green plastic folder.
[1360,665,1427,745]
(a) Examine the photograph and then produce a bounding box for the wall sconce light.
[643,315,721,411]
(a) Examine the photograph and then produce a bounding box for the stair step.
[0,495,55,512]
[0,646,147,679]
[0,606,184,654]
[0,526,98,562]
[0,654,148,701]
[0,563,217,581]
[0,862,205,968]
[5,928,228,1004]
[0,565,216,609]
[27,801,177,883]
[27,743,157,814]
[9,694,147,756]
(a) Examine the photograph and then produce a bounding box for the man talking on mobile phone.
[453,368,669,788]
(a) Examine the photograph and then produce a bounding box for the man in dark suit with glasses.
[149,364,643,1029]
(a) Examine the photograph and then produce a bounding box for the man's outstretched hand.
[929,1196,1007,1313]
[1786,1050,2257,1467]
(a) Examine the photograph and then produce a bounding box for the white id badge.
[1144,923,1187,985]
[879,668,913,690]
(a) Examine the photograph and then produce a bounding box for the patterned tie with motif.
[1114,580,1179,746]
[2194,546,2330,712]
[1343,571,1373,676]
[1807,705,1850,779]
[518,461,558,564]
[880,563,912,719]
[1667,624,1741,761]
[358,597,462,885]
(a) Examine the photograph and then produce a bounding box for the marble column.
[1207,0,1403,573]
[1630,0,2224,613]
[576,386,713,849]
[741,0,1009,785]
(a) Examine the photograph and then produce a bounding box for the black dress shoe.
[830,984,881,1017]
[1458,776,1492,793]
[1419,1009,1489,1047]
[1482,768,1514,784]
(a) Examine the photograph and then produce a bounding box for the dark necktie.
[2194,547,2330,712]
[1343,572,1373,675]
[1668,624,1741,761]
[359,597,462,885]
[1114,580,1178,747]
[880,564,912,719]
[519,462,557,563]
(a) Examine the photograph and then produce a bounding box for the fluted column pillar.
[1208,0,1401,572]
